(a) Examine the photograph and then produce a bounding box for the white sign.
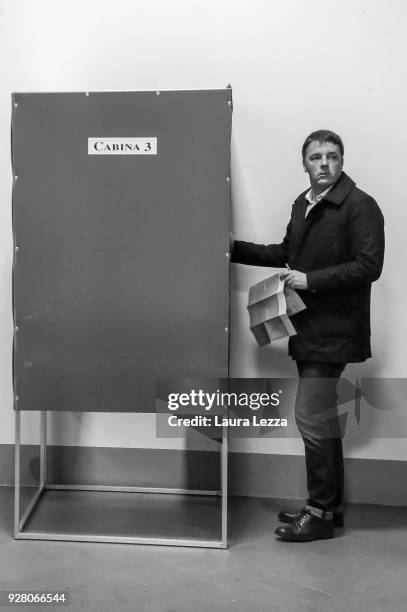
[88,137,157,155]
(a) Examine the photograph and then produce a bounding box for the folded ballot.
[247,273,306,346]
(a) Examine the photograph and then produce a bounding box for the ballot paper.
[247,273,306,346]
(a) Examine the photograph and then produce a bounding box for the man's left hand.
[281,270,308,290]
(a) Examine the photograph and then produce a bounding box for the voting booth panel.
[12,89,231,547]
[12,90,231,413]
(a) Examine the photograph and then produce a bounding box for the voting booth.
[12,89,232,547]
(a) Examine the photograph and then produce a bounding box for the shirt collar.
[305,184,334,205]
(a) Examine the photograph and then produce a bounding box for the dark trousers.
[295,361,346,511]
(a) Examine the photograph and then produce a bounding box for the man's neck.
[310,183,329,197]
[307,184,333,202]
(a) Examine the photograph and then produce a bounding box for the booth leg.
[14,411,46,538]
[14,411,21,538]
[40,411,47,487]
[221,420,228,548]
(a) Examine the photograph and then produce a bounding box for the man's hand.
[281,270,308,290]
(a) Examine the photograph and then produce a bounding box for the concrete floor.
[1,487,407,612]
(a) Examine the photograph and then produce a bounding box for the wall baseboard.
[1,444,406,506]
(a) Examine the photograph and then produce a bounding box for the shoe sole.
[275,531,335,542]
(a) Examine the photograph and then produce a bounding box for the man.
[231,130,385,541]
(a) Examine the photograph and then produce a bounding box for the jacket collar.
[295,172,356,206]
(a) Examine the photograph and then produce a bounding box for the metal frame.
[14,410,228,548]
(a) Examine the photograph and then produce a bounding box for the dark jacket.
[232,172,385,363]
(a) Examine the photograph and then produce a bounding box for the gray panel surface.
[12,90,231,411]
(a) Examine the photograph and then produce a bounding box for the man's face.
[303,140,343,193]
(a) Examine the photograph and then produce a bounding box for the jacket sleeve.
[306,196,385,292]
[231,220,292,268]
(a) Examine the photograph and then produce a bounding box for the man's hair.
[302,130,344,160]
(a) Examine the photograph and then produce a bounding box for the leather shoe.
[275,509,335,542]
[278,507,344,528]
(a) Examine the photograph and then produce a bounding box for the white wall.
[1,0,406,459]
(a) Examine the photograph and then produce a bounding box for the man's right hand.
[281,270,308,290]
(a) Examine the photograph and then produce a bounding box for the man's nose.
[320,155,328,167]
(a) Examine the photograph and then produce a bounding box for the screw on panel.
[15,326,19,331]
[224,327,229,333]
[85,92,90,97]
[15,246,20,252]
[14,175,18,181]
[156,91,160,96]
[226,177,231,182]
[14,102,18,108]
[227,101,232,106]
[15,396,19,401]
[225,252,230,258]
